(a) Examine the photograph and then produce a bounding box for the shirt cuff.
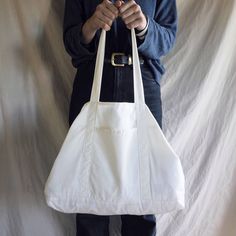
[135,15,149,39]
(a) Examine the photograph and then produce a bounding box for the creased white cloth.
[0,0,236,235]
[44,28,185,215]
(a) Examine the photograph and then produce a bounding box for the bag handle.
[90,28,146,106]
[87,29,151,202]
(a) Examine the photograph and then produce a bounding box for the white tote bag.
[44,28,185,215]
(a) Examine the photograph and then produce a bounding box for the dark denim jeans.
[68,61,162,236]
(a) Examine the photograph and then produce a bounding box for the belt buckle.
[111,53,125,67]
[127,54,132,65]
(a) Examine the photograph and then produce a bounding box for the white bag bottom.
[45,191,185,215]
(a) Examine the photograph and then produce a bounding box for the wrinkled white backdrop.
[1,0,236,235]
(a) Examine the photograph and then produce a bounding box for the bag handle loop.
[90,28,146,106]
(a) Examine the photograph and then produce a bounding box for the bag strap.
[89,28,146,106]
[87,28,151,204]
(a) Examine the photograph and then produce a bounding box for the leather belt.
[104,52,144,67]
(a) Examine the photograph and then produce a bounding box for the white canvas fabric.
[44,28,185,215]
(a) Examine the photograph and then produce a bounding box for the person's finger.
[95,10,113,27]
[119,0,135,14]
[123,11,140,25]
[126,18,143,29]
[104,0,119,16]
[102,5,117,21]
[114,0,124,8]
[120,3,141,19]
[97,17,111,31]
[96,4,114,19]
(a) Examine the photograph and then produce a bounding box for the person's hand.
[81,0,119,44]
[118,0,147,31]
[88,0,119,31]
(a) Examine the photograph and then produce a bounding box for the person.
[63,0,178,235]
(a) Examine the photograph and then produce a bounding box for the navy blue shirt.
[63,0,178,85]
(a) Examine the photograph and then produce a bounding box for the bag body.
[44,28,185,215]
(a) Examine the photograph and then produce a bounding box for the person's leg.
[120,214,157,236]
[117,64,161,236]
[76,213,110,236]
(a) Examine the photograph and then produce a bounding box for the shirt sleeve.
[137,0,178,59]
[63,0,99,65]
